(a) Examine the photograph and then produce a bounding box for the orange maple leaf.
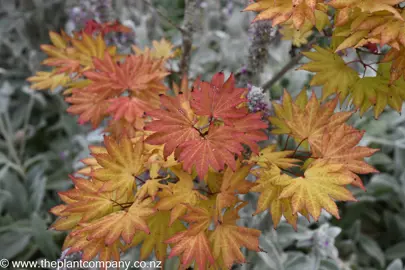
[71,198,155,245]
[84,52,168,107]
[314,124,379,189]
[165,231,215,270]
[65,89,110,128]
[145,93,200,158]
[209,205,262,269]
[63,232,123,264]
[190,72,248,122]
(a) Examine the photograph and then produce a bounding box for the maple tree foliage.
[25,5,393,267]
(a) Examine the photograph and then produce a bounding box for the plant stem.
[179,0,197,77]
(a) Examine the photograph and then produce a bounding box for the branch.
[179,0,197,76]
[261,40,316,90]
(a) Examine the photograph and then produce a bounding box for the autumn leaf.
[83,52,168,108]
[27,71,71,91]
[63,232,123,264]
[182,205,214,236]
[279,161,357,220]
[176,124,245,179]
[128,210,186,262]
[133,38,174,60]
[145,93,200,158]
[91,135,145,197]
[314,124,379,188]
[249,144,301,169]
[328,0,404,21]
[209,205,261,269]
[72,198,155,245]
[135,177,170,200]
[65,89,110,128]
[216,161,255,219]
[299,45,359,102]
[244,1,328,30]
[166,231,215,270]
[107,96,150,123]
[50,175,133,229]
[190,72,249,122]
[155,168,207,225]
[251,164,298,228]
[270,89,353,155]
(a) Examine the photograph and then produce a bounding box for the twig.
[141,0,185,34]
[179,0,197,76]
[261,40,316,90]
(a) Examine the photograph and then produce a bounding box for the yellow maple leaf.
[127,210,185,262]
[244,0,328,30]
[280,21,314,47]
[155,167,207,225]
[27,71,71,91]
[328,0,404,21]
[91,135,145,198]
[279,161,357,220]
[251,164,298,228]
[299,45,360,102]
[209,205,261,269]
[270,89,353,155]
[249,144,301,169]
[71,198,156,245]
[132,38,174,60]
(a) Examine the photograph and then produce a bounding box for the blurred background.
[0,0,405,269]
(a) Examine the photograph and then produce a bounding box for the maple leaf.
[128,210,186,262]
[155,167,206,225]
[176,124,245,179]
[182,205,214,236]
[328,0,404,20]
[209,205,261,269]
[145,93,200,158]
[349,76,391,118]
[84,52,168,108]
[42,32,117,74]
[270,89,353,155]
[72,198,155,245]
[231,113,269,153]
[279,161,357,220]
[107,96,150,123]
[65,89,110,128]
[314,124,379,188]
[381,47,405,82]
[146,75,268,179]
[251,164,298,228]
[244,1,328,30]
[280,21,314,47]
[166,231,215,270]
[333,11,405,52]
[190,72,248,122]
[91,135,145,197]
[299,45,360,102]
[83,20,132,36]
[216,161,255,219]
[27,71,71,91]
[249,144,301,169]
[135,177,170,200]
[133,38,174,60]
[63,232,123,264]
[50,176,133,229]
